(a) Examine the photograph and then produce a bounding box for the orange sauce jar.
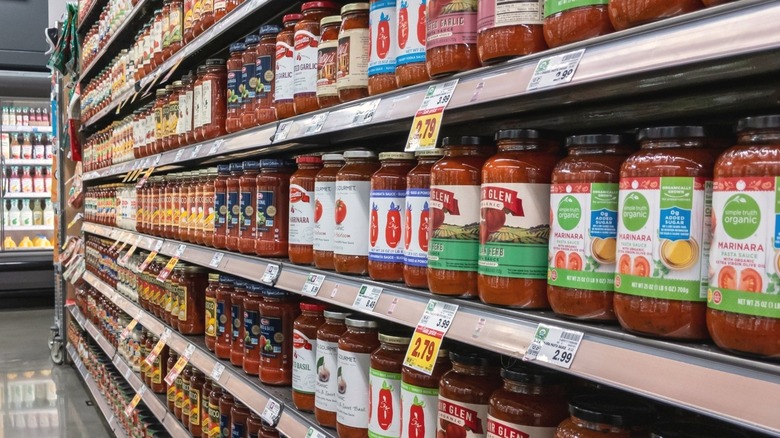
[293,302,327,411]
[242,283,265,375]
[477,0,547,65]
[294,1,341,115]
[213,164,231,249]
[314,154,345,270]
[215,275,235,360]
[609,0,702,31]
[259,287,301,385]
[478,129,561,308]
[315,310,350,427]
[238,161,260,254]
[316,16,342,109]
[176,264,209,334]
[395,0,428,88]
[401,348,451,438]
[368,333,410,437]
[438,349,500,437]
[428,136,493,297]
[368,0,398,96]
[255,25,282,126]
[337,3,371,103]
[335,150,381,275]
[226,163,243,252]
[230,279,249,366]
[404,148,443,289]
[426,0,480,78]
[337,317,380,437]
[543,0,613,48]
[289,156,324,265]
[255,159,295,257]
[239,35,259,129]
[226,43,246,134]
[368,152,416,282]
[556,394,655,437]
[275,14,303,120]
[204,273,220,351]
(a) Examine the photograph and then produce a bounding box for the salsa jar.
[337,317,380,437]
[315,310,351,427]
[275,14,303,120]
[226,43,246,134]
[239,35,259,129]
[404,148,443,289]
[608,0,703,31]
[428,136,493,297]
[175,264,209,334]
[478,129,561,308]
[316,16,342,109]
[615,126,716,340]
[242,282,265,375]
[368,333,410,437]
[368,152,416,282]
[255,159,295,257]
[438,349,500,438]
[255,25,282,126]
[548,134,634,321]
[213,164,231,249]
[289,156,324,265]
[395,0,428,87]
[226,162,243,252]
[426,0,480,78]
[477,0,547,65]
[204,273,220,351]
[543,0,613,49]
[556,394,655,437]
[368,0,398,96]
[294,1,341,115]
[259,287,301,385]
[708,115,780,358]
[334,150,381,275]
[487,364,569,437]
[230,279,249,366]
[400,347,451,438]
[199,59,228,141]
[337,3,371,103]
[314,154,346,270]
[292,302,327,411]
[215,275,235,360]
[239,161,260,254]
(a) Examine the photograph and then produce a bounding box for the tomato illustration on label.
[418,0,427,45]
[386,202,402,248]
[315,199,323,223]
[480,208,506,244]
[335,199,347,225]
[441,420,467,438]
[378,381,393,430]
[419,201,430,251]
[377,12,391,59]
[405,203,413,249]
[409,396,425,438]
[370,203,380,246]
[399,1,409,49]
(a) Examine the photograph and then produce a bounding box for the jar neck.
[242,170,259,176]
[498,140,557,152]
[445,146,486,157]
[283,21,298,30]
[302,310,322,317]
[259,35,276,44]
[452,362,488,376]
[417,157,441,165]
[503,380,563,395]
[568,145,633,156]
[640,138,706,149]
[738,129,780,145]
[323,161,343,168]
[324,318,345,325]
[345,158,376,164]
[298,163,323,170]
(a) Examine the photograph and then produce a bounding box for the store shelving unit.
[1,125,52,133]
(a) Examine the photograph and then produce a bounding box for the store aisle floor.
[0,308,112,437]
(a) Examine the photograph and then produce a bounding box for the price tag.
[274,121,293,142]
[301,273,325,296]
[115,241,129,254]
[156,256,180,282]
[135,170,151,189]
[303,112,328,135]
[124,385,146,417]
[403,300,458,374]
[143,329,171,366]
[261,264,280,285]
[137,250,158,272]
[154,240,165,251]
[523,324,583,369]
[208,139,225,155]
[174,149,185,162]
[210,362,225,381]
[405,80,458,152]
[118,244,139,266]
[209,252,224,268]
[527,49,585,91]
[174,244,187,257]
[352,284,382,312]
[123,366,132,380]
[351,99,381,125]
[261,398,282,426]
[67,213,83,229]
[164,344,195,385]
[190,144,203,159]
[108,238,122,252]
[119,319,138,341]
[305,428,327,438]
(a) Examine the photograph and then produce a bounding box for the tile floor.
[0,308,112,437]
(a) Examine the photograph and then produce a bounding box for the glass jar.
[609,0,703,31]
[230,279,249,367]
[167,352,178,411]
[174,361,185,418]
[183,0,195,43]
[242,283,264,375]
[289,156,324,265]
[255,25,281,126]
[477,0,547,65]
[239,35,259,129]
[294,1,341,115]
[614,126,715,340]
[543,0,614,48]
[556,394,655,437]
[259,287,301,385]
[168,82,182,150]
[368,152,416,282]
[200,379,213,436]
[189,369,206,437]
[219,392,235,437]
[231,401,250,437]
[368,0,398,96]
[337,317,380,437]
[226,43,246,134]
[207,384,223,438]
[708,115,780,358]
[226,162,243,252]
[275,14,303,120]
[292,302,327,411]
[368,333,410,437]
[239,161,260,254]
[151,344,169,394]
[394,0,428,87]
[315,310,350,427]
[181,365,193,425]
[401,348,451,438]
[337,3,370,103]
[426,0,479,77]
[199,59,227,141]
[197,0,214,35]
[215,275,235,360]
[255,159,295,257]
[200,168,218,246]
[404,148,443,289]
[204,273,220,351]
[153,89,168,155]
[314,154,346,270]
[428,136,493,297]
[438,349,500,437]
[548,134,634,321]
[177,264,209,334]
[316,16,342,109]
[192,65,206,143]
[334,150,381,275]
[213,164,231,249]
[152,9,165,68]
[179,73,194,146]
[167,263,183,328]
[168,0,184,57]
[213,0,237,27]
[478,129,561,308]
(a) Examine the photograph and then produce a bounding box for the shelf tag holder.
[118,243,138,266]
[527,49,585,91]
[144,329,171,367]
[303,112,329,135]
[522,323,583,369]
[405,79,458,152]
[208,139,225,155]
[352,284,383,312]
[137,240,164,272]
[119,319,139,341]
[209,252,224,268]
[301,273,326,296]
[274,121,293,142]
[305,428,327,438]
[261,398,283,426]
[190,144,203,159]
[210,363,225,381]
[351,99,381,126]
[157,245,185,282]
[261,264,280,285]
[124,385,146,417]
[403,300,458,375]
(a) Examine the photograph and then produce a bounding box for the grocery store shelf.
[1,125,52,133]
[5,225,54,230]
[81,270,335,438]
[4,193,52,199]
[5,159,53,166]
[82,221,780,435]
[77,0,103,32]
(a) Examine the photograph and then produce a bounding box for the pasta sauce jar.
[476,0,547,65]
[369,152,416,282]
[238,161,260,254]
[708,115,780,359]
[289,156,324,265]
[615,126,716,340]
[239,35,259,130]
[199,59,227,141]
[428,136,493,297]
[368,333,410,437]
[314,154,345,270]
[609,0,703,31]
[401,347,451,438]
[479,129,560,308]
[204,273,220,351]
[294,2,341,115]
[230,279,249,367]
[426,0,480,78]
[337,3,371,103]
[225,163,243,252]
[226,43,245,134]
[275,14,303,120]
[214,275,235,360]
[315,310,350,428]
[316,16,343,109]
[556,394,655,437]
[213,164,231,249]
[395,0,428,88]
[292,302,327,411]
[548,135,633,321]
[334,151,381,275]
[255,159,295,257]
[259,287,301,385]
[368,0,398,96]
[337,317,380,437]
[255,25,282,126]
[543,0,613,48]
[242,283,264,375]
[438,349,500,438]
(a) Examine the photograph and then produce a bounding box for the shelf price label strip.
[522,323,584,369]
[352,284,383,312]
[527,49,585,91]
[403,299,458,375]
[405,79,458,152]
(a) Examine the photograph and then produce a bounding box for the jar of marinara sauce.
[192,66,206,143]
[230,278,249,367]
[215,275,235,360]
[543,0,614,49]
[200,59,228,141]
[200,379,213,436]
[368,152,416,282]
[316,16,342,109]
[213,164,231,249]
[708,115,780,359]
[207,384,222,438]
[196,0,213,36]
[555,394,655,437]
[428,136,493,297]
[479,129,560,308]
[183,0,195,44]
[548,134,634,321]
[226,43,245,134]
[239,35,259,129]
[400,347,451,438]
[259,287,301,385]
[255,25,281,126]
[615,126,716,340]
[368,0,398,96]
[477,0,547,65]
[426,0,480,78]
[315,310,350,428]
[292,302,326,411]
[204,273,219,351]
[231,401,250,438]
[609,0,702,31]
[166,352,178,411]
[289,156,324,265]
[238,161,260,254]
[275,14,303,120]
[181,365,194,425]
[255,159,295,257]
[337,317,380,438]
[314,154,345,270]
[294,1,341,115]
[337,3,371,103]
[404,148,443,289]
[242,282,264,375]
[189,368,206,437]
[219,391,235,437]
[178,264,209,334]
[368,333,410,437]
[226,163,243,252]
[487,364,569,437]
[438,349,500,438]
[335,151,381,275]
[395,0,428,88]
[199,168,218,246]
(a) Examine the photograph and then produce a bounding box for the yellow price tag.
[156,256,179,282]
[404,329,441,374]
[137,251,158,272]
[407,112,443,151]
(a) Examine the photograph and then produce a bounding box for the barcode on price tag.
[351,99,381,125]
[527,49,585,91]
[522,323,583,369]
[352,285,382,311]
[403,300,458,375]
[261,398,282,425]
[301,273,325,296]
[261,264,280,285]
[209,252,224,268]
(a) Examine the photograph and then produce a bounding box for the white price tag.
[523,323,583,369]
[305,428,327,438]
[353,285,382,312]
[153,155,161,166]
[301,273,325,296]
[174,149,185,162]
[210,363,225,381]
[209,252,224,268]
[527,49,585,91]
[190,144,203,159]
[154,240,164,251]
[261,264,280,285]
[182,343,196,359]
[352,99,381,125]
[303,112,328,135]
[208,139,225,155]
[261,398,282,425]
[123,366,132,380]
[175,244,187,257]
[274,121,293,142]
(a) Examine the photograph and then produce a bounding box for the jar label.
[289,184,315,245]
[175,377,184,408]
[192,0,202,20]
[220,412,230,438]
[214,0,226,10]
[208,402,220,437]
[275,41,295,101]
[184,0,193,31]
[190,389,200,425]
[167,383,176,404]
[152,20,162,52]
[369,368,402,437]
[228,68,243,109]
[168,102,179,138]
[369,1,398,77]
[231,423,245,438]
[152,356,162,383]
[426,0,478,49]
[404,188,431,267]
[205,199,216,231]
[396,0,426,66]
[180,91,191,134]
[182,380,191,415]
[316,40,338,98]
[486,416,556,438]
[240,190,253,230]
[205,296,217,336]
[193,84,203,128]
[549,183,618,291]
[337,350,371,428]
[708,177,780,317]
[314,181,337,252]
[478,183,550,279]
[477,0,544,32]
[438,396,488,437]
[227,190,240,230]
[244,309,260,349]
[242,61,257,100]
[544,0,608,18]
[334,180,372,256]
[615,177,710,302]
[202,80,213,126]
[231,303,242,340]
[260,315,283,357]
[178,286,188,321]
[400,381,438,438]
[215,191,227,229]
[216,299,228,334]
[369,189,406,263]
[292,329,317,393]
[255,190,276,233]
[169,9,182,44]
[315,340,339,411]
[294,30,320,96]
[337,28,370,90]
[255,55,273,98]
[428,185,481,272]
